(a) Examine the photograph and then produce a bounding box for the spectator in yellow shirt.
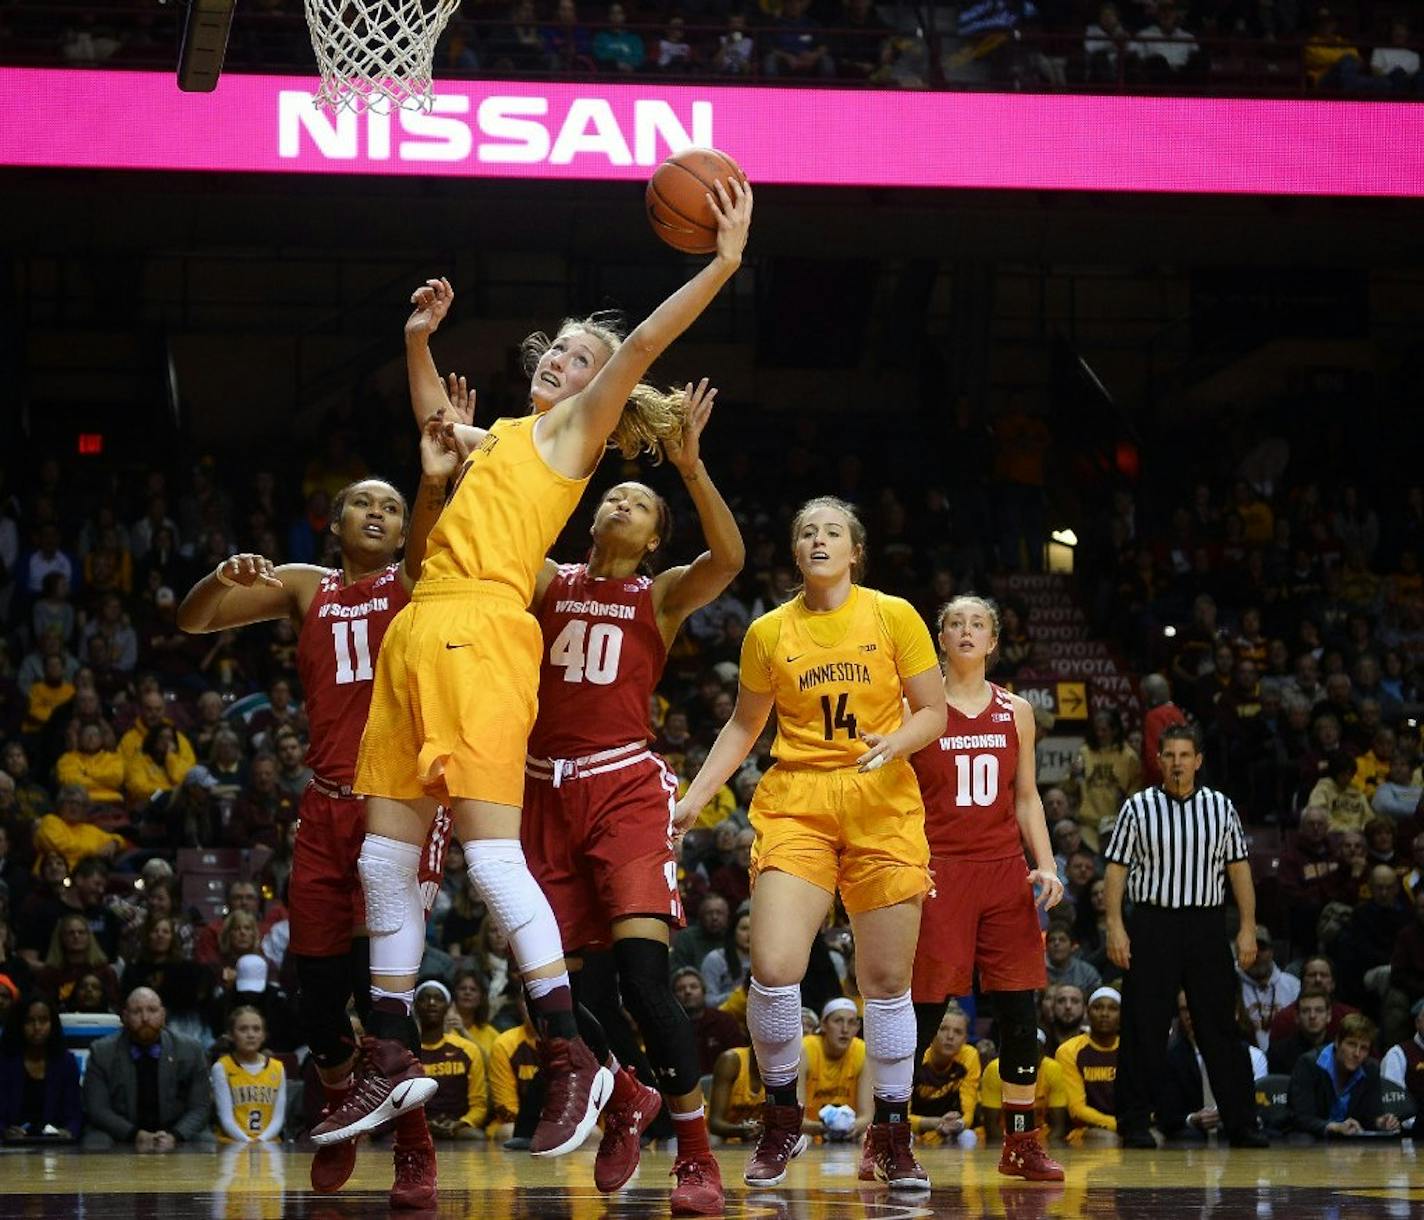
[56,724,126,807]
[1303,7,1364,87]
[487,999,543,1144]
[980,1031,1068,1145]
[801,998,872,1140]
[415,981,488,1139]
[123,726,190,811]
[23,655,74,735]
[1352,727,1396,799]
[118,689,197,774]
[910,1003,982,1147]
[1055,986,1121,1144]
[1310,753,1372,833]
[1065,711,1143,851]
[33,785,126,872]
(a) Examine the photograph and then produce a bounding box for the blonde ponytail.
[521,316,687,464]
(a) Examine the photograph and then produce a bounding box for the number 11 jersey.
[910,682,1022,861]
[739,586,938,770]
[298,563,410,787]
[527,564,667,759]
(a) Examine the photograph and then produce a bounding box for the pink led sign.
[1,68,1421,197]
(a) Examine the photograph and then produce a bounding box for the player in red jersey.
[908,594,1066,1182]
[177,415,459,1210]
[520,377,741,1216]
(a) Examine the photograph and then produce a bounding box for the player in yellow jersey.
[315,181,753,1173]
[211,1007,286,1143]
[677,496,946,1190]
[708,1046,766,1141]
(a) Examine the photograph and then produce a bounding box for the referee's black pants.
[1117,903,1257,1136]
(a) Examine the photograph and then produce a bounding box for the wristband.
[214,562,237,588]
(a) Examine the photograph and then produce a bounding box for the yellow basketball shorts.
[747,759,931,915]
[355,581,542,809]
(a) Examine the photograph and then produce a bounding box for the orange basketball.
[646,147,748,255]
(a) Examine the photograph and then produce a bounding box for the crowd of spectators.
[2,0,1419,94]
[0,378,1421,1152]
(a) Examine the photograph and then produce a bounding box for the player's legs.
[742,869,831,1187]
[454,796,612,1156]
[311,794,440,1149]
[987,988,1064,1180]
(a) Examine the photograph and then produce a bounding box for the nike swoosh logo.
[445,642,472,650]
[786,654,803,663]
[390,1081,416,1110]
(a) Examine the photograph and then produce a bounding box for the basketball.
[646,147,748,254]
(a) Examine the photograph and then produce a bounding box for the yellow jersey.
[802,1033,866,1111]
[213,1053,285,1142]
[420,415,589,602]
[740,587,939,769]
[725,1047,766,1126]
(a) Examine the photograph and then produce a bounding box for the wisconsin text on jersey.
[552,598,638,620]
[796,661,873,692]
[938,733,1010,750]
[317,597,392,619]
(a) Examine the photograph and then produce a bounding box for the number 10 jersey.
[910,682,1022,861]
[527,563,667,759]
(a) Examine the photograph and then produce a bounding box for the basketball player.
[520,378,739,1214]
[908,594,1065,1181]
[315,179,754,1160]
[177,417,459,1209]
[676,496,947,1191]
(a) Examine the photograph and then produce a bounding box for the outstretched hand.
[709,178,753,265]
[664,377,717,472]
[420,408,465,479]
[217,554,283,588]
[444,372,476,427]
[406,277,454,341]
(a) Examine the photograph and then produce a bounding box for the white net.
[304,0,461,114]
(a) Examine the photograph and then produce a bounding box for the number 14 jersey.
[739,586,938,770]
[910,682,1021,861]
[527,564,667,759]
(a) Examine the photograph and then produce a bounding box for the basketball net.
[304,0,460,113]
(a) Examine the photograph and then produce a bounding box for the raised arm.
[405,277,487,452]
[400,408,462,592]
[177,557,324,633]
[542,180,753,478]
[653,378,746,636]
[1011,696,1064,911]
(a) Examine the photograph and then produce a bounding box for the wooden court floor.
[2,1141,1420,1218]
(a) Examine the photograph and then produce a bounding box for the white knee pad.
[463,839,566,973]
[359,835,421,934]
[358,836,426,977]
[863,990,916,1102]
[748,978,803,1086]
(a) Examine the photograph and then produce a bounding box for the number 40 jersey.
[298,563,410,787]
[910,682,1023,861]
[527,564,667,759]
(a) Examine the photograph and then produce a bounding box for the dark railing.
[2,4,1421,99]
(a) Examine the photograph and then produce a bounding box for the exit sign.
[77,433,103,456]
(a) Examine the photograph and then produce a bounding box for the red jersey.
[298,563,409,786]
[527,564,666,759]
[911,682,1022,861]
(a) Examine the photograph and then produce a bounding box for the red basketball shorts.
[521,743,685,952]
[911,854,1047,1002]
[289,781,453,958]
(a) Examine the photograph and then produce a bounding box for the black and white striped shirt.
[1102,785,1249,908]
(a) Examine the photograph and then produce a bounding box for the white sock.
[525,972,571,1000]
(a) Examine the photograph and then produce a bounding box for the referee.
[1103,722,1268,1148]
